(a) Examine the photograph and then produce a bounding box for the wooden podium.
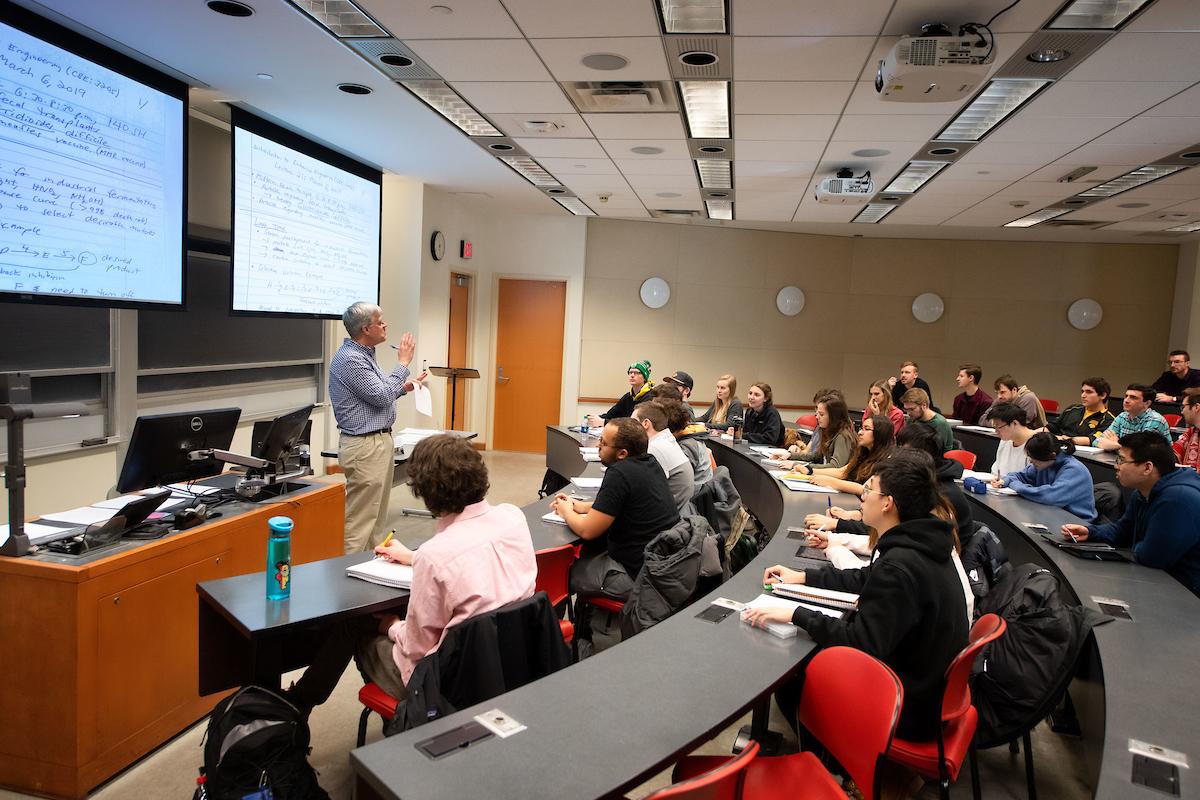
[428,366,479,431]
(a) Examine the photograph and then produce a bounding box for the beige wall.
[580,218,1179,416]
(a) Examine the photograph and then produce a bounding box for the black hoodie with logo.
[792,515,969,742]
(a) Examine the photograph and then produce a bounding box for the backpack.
[538,468,570,498]
[202,685,330,800]
[959,522,1012,608]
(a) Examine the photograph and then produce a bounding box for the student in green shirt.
[902,387,953,452]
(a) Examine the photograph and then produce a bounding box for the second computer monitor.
[252,404,315,471]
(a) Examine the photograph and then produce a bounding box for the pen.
[1066,529,1078,542]
[827,496,832,512]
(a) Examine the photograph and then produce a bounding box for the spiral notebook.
[346,559,414,588]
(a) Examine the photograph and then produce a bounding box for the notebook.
[346,558,414,588]
[740,594,841,639]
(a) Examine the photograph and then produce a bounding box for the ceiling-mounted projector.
[876,26,994,103]
[815,169,873,204]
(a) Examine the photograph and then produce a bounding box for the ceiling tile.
[985,116,1126,144]
[734,115,839,141]
[1060,198,1178,220]
[582,113,687,139]
[1055,142,1182,165]
[831,114,949,142]
[450,81,575,113]
[1063,32,1200,82]
[1088,116,1200,146]
[488,112,591,138]
[917,180,1013,196]
[819,140,924,163]
[512,138,609,157]
[537,158,621,175]
[600,139,693,159]
[956,140,1079,165]
[986,182,1082,200]
[405,39,552,81]
[734,37,877,81]
[1021,164,1137,182]
[734,82,855,115]
[637,192,704,210]
[1160,198,1200,211]
[561,175,637,192]
[1021,80,1194,118]
[1157,169,1200,185]
[737,175,812,190]
[613,158,697,175]
[593,207,652,217]
[881,0,1064,35]
[1126,0,1200,32]
[362,0,523,38]
[1141,84,1200,117]
[501,0,660,38]
[1107,181,1200,200]
[733,0,894,36]
[530,37,671,82]
[736,160,818,178]
[842,80,972,115]
[938,162,1042,181]
[815,158,909,185]
[624,173,700,190]
[731,205,797,221]
[792,202,861,222]
[737,140,827,161]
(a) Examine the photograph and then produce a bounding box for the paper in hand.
[413,382,433,417]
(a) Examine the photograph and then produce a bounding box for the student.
[795,414,895,496]
[742,382,785,446]
[696,374,742,431]
[901,388,953,451]
[993,433,1098,520]
[1063,432,1200,597]
[983,374,1047,429]
[1095,384,1172,450]
[661,370,697,420]
[1153,350,1200,403]
[951,364,992,425]
[1174,387,1200,470]
[1047,377,1116,446]
[632,401,694,512]
[285,435,536,710]
[746,449,969,745]
[786,395,861,472]
[586,360,654,427]
[792,388,844,456]
[866,379,905,434]
[660,397,715,487]
[888,360,934,411]
[989,402,1034,478]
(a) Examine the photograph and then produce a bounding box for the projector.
[815,170,874,204]
[876,33,994,103]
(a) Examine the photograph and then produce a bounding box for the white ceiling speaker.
[581,53,629,71]
[912,293,944,323]
[776,286,805,316]
[1068,299,1103,330]
[640,278,670,309]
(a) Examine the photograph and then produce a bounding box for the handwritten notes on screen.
[0,17,185,304]
[232,128,381,316]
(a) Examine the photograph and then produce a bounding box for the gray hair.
[343,302,381,338]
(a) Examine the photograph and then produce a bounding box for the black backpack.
[202,685,330,800]
[959,522,1012,607]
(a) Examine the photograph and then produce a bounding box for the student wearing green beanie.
[587,360,655,426]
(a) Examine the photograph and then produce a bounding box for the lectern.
[428,366,480,431]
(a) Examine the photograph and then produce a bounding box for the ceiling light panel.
[882,161,951,193]
[678,81,730,138]
[400,82,503,136]
[1164,221,1200,232]
[935,80,1053,142]
[1003,208,1073,227]
[1077,165,1187,197]
[695,159,731,189]
[658,0,726,33]
[1047,0,1155,30]
[705,199,733,219]
[554,197,597,216]
[852,204,898,223]
[289,0,387,37]
[498,156,562,187]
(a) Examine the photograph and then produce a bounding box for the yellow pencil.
[381,529,395,547]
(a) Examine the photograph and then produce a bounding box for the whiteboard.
[231,126,381,316]
[0,14,185,305]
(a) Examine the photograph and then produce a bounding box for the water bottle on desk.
[731,416,744,445]
[266,516,293,600]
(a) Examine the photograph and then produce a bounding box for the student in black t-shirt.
[552,418,679,603]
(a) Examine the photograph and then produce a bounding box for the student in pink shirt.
[288,434,537,709]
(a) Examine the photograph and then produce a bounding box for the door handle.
[497,366,509,384]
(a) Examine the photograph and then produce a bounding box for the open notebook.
[346,559,414,588]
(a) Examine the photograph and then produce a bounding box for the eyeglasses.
[1114,457,1147,467]
[1170,359,1187,365]
[861,483,882,499]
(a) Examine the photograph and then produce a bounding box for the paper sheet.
[0,521,77,546]
[781,479,837,493]
[412,382,433,417]
[39,506,116,526]
[570,477,603,490]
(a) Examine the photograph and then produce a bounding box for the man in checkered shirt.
[330,301,426,554]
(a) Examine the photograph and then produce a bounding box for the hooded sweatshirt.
[792,515,969,741]
[1087,467,1200,596]
[1002,452,1097,521]
[601,381,654,421]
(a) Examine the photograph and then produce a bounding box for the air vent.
[467,137,530,157]
[995,32,1111,80]
[562,81,679,113]
[1042,219,1106,227]
[664,35,732,79]
[649,209,702,218]
[688,139,734,159]
[347,39,440,80]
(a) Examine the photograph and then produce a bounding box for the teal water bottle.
[267,516,293,600]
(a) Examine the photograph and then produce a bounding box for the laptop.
[42,490,173,554]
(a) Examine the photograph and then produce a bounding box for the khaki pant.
[340,430,395,555]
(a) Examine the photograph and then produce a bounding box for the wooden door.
[493,279,566,453]
[445,273,469,430]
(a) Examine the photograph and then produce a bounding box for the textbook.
[346,559,414,589]
[767,582,859,612]
[741,594,841,639]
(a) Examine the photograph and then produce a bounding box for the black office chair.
[357,591,571,744]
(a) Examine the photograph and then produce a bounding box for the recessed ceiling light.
[657,0,726,34]
[631,146,664,155]
[695,159,731,189]
[852,204,898,223]
[852,149,890,158]
[547,188,567,194]
[936,80,1052,142]
[430,5,452,14]
[487,143,514,151]
[698,145,726,153]
[292,0,387,37]
[882,161,951,193]
[678,81,729,138]
[1048,0,1155,30]
[554,197,596,216]
[581,53,629,71]
[927,147,959,156]
[1004,208,1072,227]
[256,73,273,80]
[1027,48,1070,63]
[401,81,502,136]
[380,54,414,67]
[1160,213,1190,219]
[657,192,683,198]
[707,191,729,198]
[705,200,733,220]
[1078,165,1187,198]
[880,196,901,201]
[337,83,372,95]
[207,0,254,17]
[497,156,561,187]
[1117,202,1150,208]
[1062,199,1089,205]
[1181,151,1200,160]
[680,51,719,67]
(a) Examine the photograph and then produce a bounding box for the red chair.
[673,647,903,800]
[887,613,1008,800]
[796,414,818,428]
[357,682,400,747]
[1038,399,1059,413]
[944,449,977,470]
[1164,413,1182,427]
[535,544,575,644]
[645,740,759,800]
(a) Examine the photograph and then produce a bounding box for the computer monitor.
[251,405,314,471]
[116,408,241,493]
